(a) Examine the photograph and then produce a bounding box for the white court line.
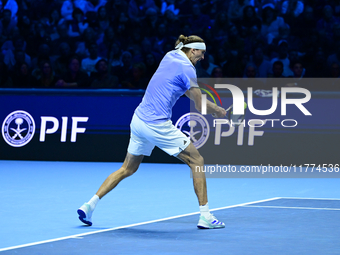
[0,197,280,252]
[279,197,340,201]
[243,205,340,211]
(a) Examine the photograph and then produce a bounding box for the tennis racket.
[226,104,246,126]
[213,103,247,126]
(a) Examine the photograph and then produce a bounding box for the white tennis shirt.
[135,49,199,124]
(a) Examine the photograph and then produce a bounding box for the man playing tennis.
[78,35,226,229]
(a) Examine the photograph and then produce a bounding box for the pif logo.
[175,112,209,149]
[2,110,89,147]
[2,110,35,147]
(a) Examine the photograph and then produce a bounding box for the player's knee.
[121,166,137,177]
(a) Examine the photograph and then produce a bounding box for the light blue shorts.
[127,114,190,157]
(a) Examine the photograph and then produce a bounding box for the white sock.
[88,195,100,211]
[199,202,211,218]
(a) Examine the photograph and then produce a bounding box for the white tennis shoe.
[197,214,225,229]
[77,203,93,226]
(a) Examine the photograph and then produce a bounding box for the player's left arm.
[185,88,226,118]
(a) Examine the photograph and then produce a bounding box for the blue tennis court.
[1,160,340,254]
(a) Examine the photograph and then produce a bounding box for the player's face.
[191,49,205,66]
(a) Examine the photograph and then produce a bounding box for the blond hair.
[175,35,205,53]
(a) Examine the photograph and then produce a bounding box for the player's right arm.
[185,88,226,118]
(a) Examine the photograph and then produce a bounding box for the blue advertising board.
[0,88,339,165]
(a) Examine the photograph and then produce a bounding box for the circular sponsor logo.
[2,110,36,147]
[175,113,210,149]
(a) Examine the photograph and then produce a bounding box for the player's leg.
[96,152,144,199]
[145,119,224,229]
[177,143,207,206]
[77,113,153,226]
[77,152,144,226]
[177,143,225,229]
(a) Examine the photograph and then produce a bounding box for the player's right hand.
[213,107,226,118]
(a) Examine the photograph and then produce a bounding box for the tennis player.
[78,35,226,229]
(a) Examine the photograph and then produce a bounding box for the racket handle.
[211,105,233,118]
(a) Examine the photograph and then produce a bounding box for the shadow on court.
[2,198,340,255]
